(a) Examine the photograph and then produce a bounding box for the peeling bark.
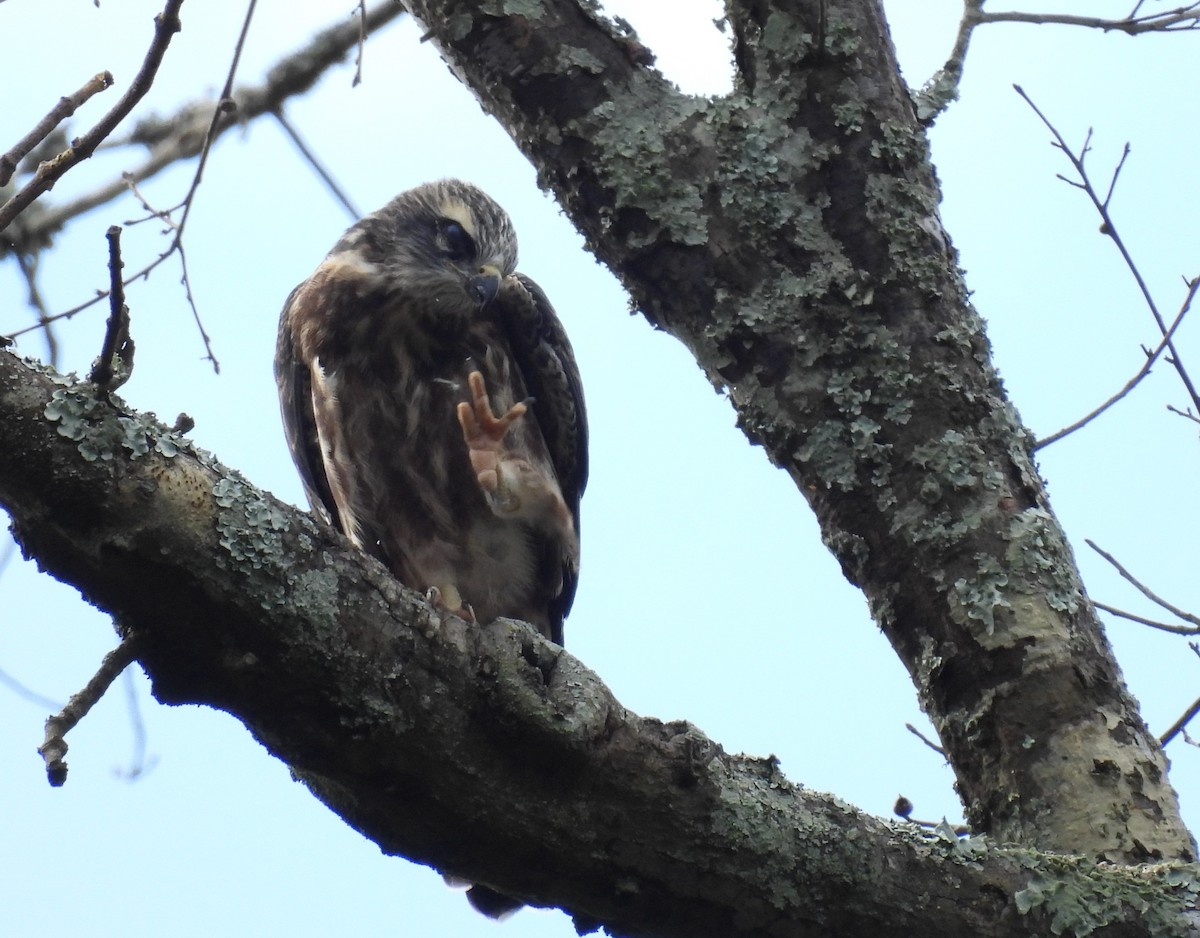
[399,0,1193,862]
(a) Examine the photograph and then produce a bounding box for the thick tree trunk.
[2,350,1197,937]
[399,0,1193,860]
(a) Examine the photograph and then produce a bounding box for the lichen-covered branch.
[402,0,1194,862]
[3,350,1199,938]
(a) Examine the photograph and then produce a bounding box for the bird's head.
[340,179,519,317]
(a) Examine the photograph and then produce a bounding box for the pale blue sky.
[2,3,1197,935]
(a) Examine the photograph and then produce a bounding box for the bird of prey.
[275,180,587,915]
[276,178,586,644]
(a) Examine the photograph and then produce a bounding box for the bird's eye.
[437,220,475,263]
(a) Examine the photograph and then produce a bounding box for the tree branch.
[1087,540,1200,628]
[1093,600,1200,636]
[1035,277,1200,449]
[912,0,984,123]
[39,639,139,786]
[402,0,1194,863]
[0,0,184,236]
[977,4,1200,34]
[0,70,114,187]
[5,1,404,256]
[1,351,1195,938]
[1016,86,1200,417]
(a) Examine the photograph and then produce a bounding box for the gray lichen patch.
[1004,508,1083,615]
[579,95,711,248]
[947,558,1012,637]
[44,386,188,463]
[213,475,291,575]
[286,564,341,633]
[1015,855,1200,937]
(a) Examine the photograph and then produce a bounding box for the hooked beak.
[466,264,503,306]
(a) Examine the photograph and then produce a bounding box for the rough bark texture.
[3,351,1199,938]
[399,0,1193,862]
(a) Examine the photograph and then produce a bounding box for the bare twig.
[0,0,185,235]
[173,238,214,368]
[915,0,1198,124]
[1092,600,1200,636]
[0,71,114,187]
[3,2,404,345]
[113,667,156,781]
[12,251,58,367]
[905,722,946,757]
[0,662,63,711]
[273,112,360,219]
[15,1,403,247]
[170,0,259,238]
[1087,539,1200,627]
[1017,86,1200,423]
[113,0,264,374]
[1035,277,1200,449]
[1167,404,1200,425]
[88,225,135,391]
[39,639,139,787]
[977,4,1200,34]
[1161,695,1200,747]
[353,0,368,86]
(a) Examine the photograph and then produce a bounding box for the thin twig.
[0,663,63,711]
[119,0,262,374]
[12,251,58,367]
[170,0,259,241]
[1086,539,1200,626]
[3,2,404,344]
[1167,404,1200,425]
[353,0,368,87]
[978,4,1200,33]
[173,238,215,369]
[1092,600,1200,636]
[17,2,401,243]
[905,722,946,757]
[88,225,135,390]
[5,252,161,341]
[1035,277,1200,449]
[113,666,155,781]
[915,0,1200,123]
[39,639,140,787]
[1017,86,1200,417]
[272,111,360,219]
[1160,695,1200,747]
[0,0,185,235]
[0,71,114,187]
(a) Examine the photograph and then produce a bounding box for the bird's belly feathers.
[329,344,561,636]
